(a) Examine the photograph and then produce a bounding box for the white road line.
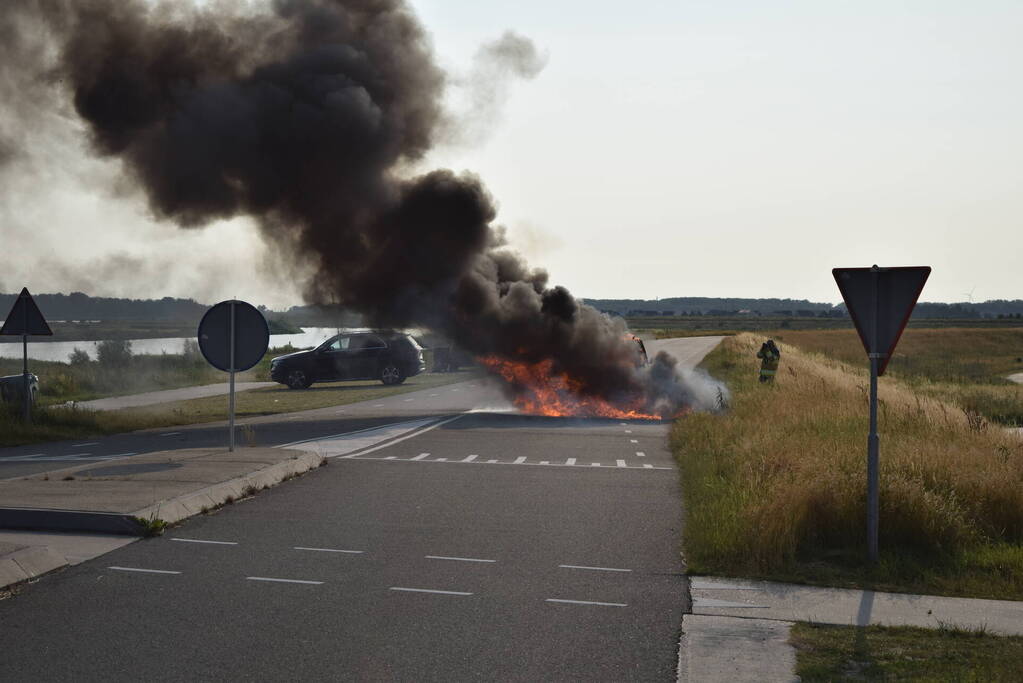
[374,404,384,407]
[636,451,646,457]
[109,566,180,575]
[339,458,673,471]
[559,564,632,572]
[171,538,238,546]
[546,598,627,607]
[246,576,323,585]
[390,587,473,596]
[403,398,414,402]
[429,394,439,397]
[72,442,99,447]
[462,454,478,462]
[385,456,397,460]
[336,414,468,458]
[412,453,430,460]
[294,547,364,554]
[160,432,181,437]
[513,456,527,464]
[425,555,496,563]
[616,460,627,467]
[107,452,137,458]
[540,460,550,465]
[69,453,91,457]
[630,439,638,444]
[566,458,577,466]
[625,430,632,434]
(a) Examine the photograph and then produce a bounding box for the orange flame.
[478,355,664,420]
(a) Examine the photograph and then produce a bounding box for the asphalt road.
[0,336,723,681]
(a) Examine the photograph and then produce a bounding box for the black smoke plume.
[2,0,724,417]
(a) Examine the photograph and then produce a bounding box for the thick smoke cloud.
[1,0,723,417]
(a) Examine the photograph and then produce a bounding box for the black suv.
[270,331,425,389]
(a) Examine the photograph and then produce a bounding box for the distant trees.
[97,339,133,366]
[68,348,91,365]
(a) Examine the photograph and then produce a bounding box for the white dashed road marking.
[513,456,527,464]
[72,442,99,447]
[171,538,238,546]
[636,451,646,457]
[390,587,473,596]
[559,564,632,573]
[461,455,478,462]
[160,432,181,437]
[412,453,430,460]
[566,458,577,465]
[546,598,627,607]
[247,576,323,585]
[294,547,364,554]
[616,460,627,467]
[109,566,180,575]
[425,555,496,563]
[630,439,638,444]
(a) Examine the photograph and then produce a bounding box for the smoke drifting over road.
[1,0,726,417]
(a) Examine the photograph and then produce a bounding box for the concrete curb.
[132,451,323,526]
[0,544,68,591]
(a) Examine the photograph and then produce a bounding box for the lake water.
[0,327,341,363]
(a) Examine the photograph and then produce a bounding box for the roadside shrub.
[68,347,91,366]
[96,339,133,366]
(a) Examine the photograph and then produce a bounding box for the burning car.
[270,331,425,389]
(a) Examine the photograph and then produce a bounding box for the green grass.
[791,622,1023,681]
[672,334,1023,600]
[0,370,479,447]
[626,315,1023,340]
[771,327,1023,427]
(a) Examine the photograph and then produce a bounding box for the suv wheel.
[380,364,405,385]
[286,369,312,390]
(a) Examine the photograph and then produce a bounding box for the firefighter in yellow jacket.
[757,339,780,383]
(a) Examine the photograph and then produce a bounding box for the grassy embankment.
[671,333,1023,599]
[773,327,1023,427]
[790,622,1023,681]
[627,314,1023,340]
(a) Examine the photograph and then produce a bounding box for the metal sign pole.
[867,267,881,563]
[22,291,29,422]
[229,300,236,452]
[22,334,29,423]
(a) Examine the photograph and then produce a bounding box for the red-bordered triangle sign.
[0,287,53,336]
[833,266,930,376]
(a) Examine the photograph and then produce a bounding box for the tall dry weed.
[673,334,1023,572]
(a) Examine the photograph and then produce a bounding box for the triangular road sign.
[833,266,930,375]
[0,287,53,336]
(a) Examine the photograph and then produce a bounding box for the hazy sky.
[2,0,1020,307]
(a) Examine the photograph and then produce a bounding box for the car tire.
[380,363,405,385]
[286,369,312,390]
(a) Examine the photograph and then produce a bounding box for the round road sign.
[197,300,270,372]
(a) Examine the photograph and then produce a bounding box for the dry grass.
[672,333,1023,598]
[771,327,1023,427]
